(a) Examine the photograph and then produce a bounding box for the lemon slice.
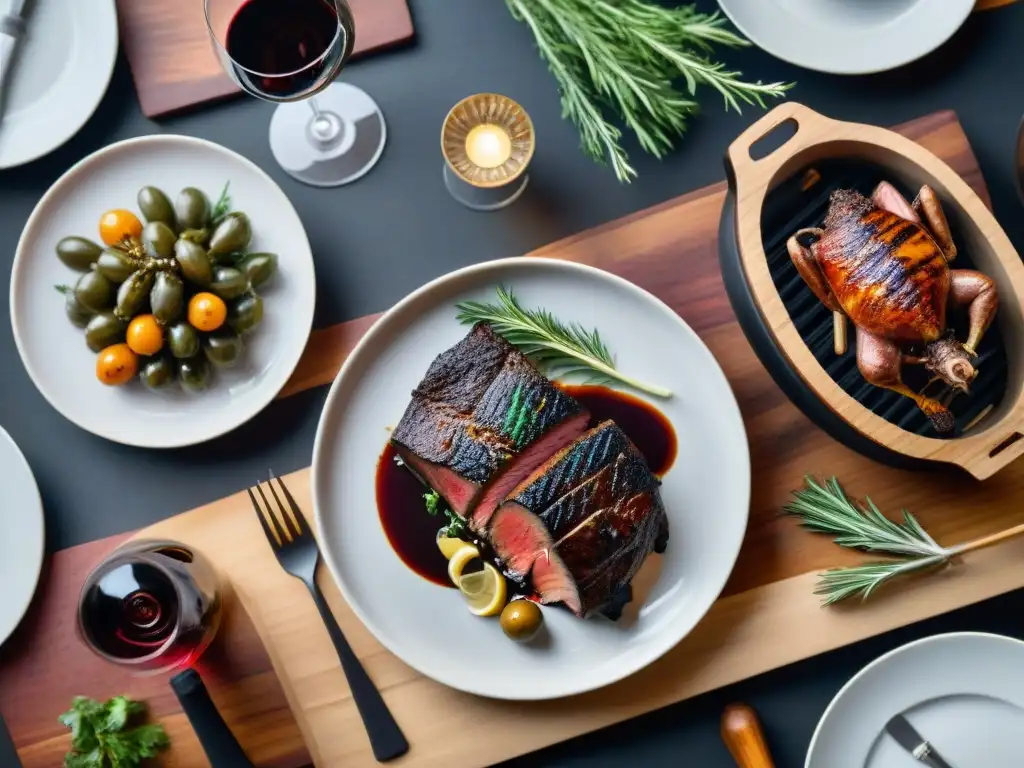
[446,544,507,617]
[436,534,466,561]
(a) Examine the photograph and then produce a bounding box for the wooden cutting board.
[7,111,1024,768]
[117,0,415,118]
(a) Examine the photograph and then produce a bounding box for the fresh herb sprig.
[60,695,169,768]
[424,490,465,538]
[505,0,792,182]
[456,286,672,398]
[210,181,232,222]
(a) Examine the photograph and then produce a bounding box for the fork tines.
[248,472,309,549]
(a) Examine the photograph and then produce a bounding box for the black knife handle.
[170,668,256,768]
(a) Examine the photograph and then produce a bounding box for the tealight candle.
[441,93,536,212]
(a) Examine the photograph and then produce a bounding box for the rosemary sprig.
[784,477,954,605]
[505,0,792,182]
[455,286,672,398]
[210,181,232,222]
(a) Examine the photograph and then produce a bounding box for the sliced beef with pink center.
[391,324,588,520]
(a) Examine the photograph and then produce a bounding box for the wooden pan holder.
[720,102,1024,480]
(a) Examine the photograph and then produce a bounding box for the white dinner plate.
[312,258,750,700]
[0,0,118,168]
[717,0,974,75]
[10,135,316,447]
[808,632,1024,767]
[0,425,45,647]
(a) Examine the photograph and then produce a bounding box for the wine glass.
[205,0,387,187]
[77,540,222,675]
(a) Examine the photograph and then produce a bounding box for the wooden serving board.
[7,111,1024,768]
[117,0,415,118]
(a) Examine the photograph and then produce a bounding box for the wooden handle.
[725,102,834,183]
[721,704,775,768]
[959,428,1024,480]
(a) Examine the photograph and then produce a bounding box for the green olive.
[178,356,211,392]
[227,293,263,335]
[56,236,103,271]
[239,252,277,290]
[175,187,211,231]
[140,356,175,391]
[150,271,184,326]
[137,187,177,230]
[499,600,543,642]
[208,212,251,256]
[74,270,113,313]
[114,269,155,321]
[142,221,177,259]
[84,312,127,352]
[64,290,94,328]
[167,322,200,359]
[203,328,243,368]
[95,248,137,284]
[209,266,247,300]
[174,239,213,287]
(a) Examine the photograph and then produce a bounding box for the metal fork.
[248,472,409,763]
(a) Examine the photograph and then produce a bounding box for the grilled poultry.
[787,181,999,432]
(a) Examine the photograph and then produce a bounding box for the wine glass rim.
[203,0,346,81]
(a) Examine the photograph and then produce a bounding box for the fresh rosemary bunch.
[505,0,792,182]
[455,285,672,398]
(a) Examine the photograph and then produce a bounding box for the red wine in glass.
[206,0,387,187]
[77,540,222,674]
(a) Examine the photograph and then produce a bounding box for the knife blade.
[885,714,954,768]
[0,0,29,123]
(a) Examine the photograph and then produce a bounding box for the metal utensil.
[248,472,409,763]
[885,714,954,768]
[0,0,29,122]
[170,668,256,767]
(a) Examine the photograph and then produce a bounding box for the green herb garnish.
[456,286,672,398]
[55,284,72,294]
[505,0,792,182]
[210,181,232,222]
[424,490,465,538]
[60,695,169,768]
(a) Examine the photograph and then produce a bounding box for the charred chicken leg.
[786,181,998,432]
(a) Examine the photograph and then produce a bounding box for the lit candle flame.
[465,124,512,169]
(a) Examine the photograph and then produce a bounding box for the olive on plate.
[56,236,103,271]
[175,187,211,231]
[74,270,113,313]
[209,266,248,300]
[499,600,543,642]
[85,312,128,353]
[137,186,177,230]
[203,328,243,368]
[139,356,175,391]
[150,271,184,326]
[115,269,155,321]
[239,252,277,291]
[178,356,211,392]
[95,248,137,284]
[142,221,177,259]
[174,239,213,286]
[63,290,94,328]
[167,322,200,359]
[227,293,263,335]
[208,212,251,256]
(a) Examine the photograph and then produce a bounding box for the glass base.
[269,83,387,188]
[443,164,529,211]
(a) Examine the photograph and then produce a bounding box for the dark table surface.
[3,1,1024,765]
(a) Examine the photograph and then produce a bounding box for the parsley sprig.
[60,695,169,768]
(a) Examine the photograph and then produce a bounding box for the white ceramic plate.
[0,425,45,647]
[0,0,118,168]
[808,632,1024,767]
[10,135,316,448]
[312,258,750,700]
[717,0,974,75]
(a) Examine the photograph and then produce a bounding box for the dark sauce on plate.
[376,385,677,586]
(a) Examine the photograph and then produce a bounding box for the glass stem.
[309,97,323,120]
[306,96,342,147]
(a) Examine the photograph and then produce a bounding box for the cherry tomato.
[99,209,143,246]
[188,292,227,332]
[96,343,138,386]
[126,314,164,356]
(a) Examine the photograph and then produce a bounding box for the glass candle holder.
[441,93,535,212]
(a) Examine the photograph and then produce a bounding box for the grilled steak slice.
[391,324,589,522]
[490,422,669,617]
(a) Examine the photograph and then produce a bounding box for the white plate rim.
[311,256,751,700]
[0,424,45,647]
[806,631,1024,767]
[0,0,119,169]
[8,133,317,448]
[717,0,974,76]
